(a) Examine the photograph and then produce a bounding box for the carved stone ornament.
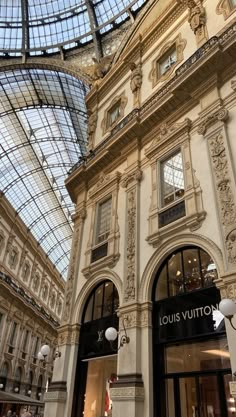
[130,62,142,107]
[216,0,236,20]
[226,229,236,264]
[197,107,228,135]
[0,230,5,254]
[87,107,98,150]
[208,133,236,226]
[187,0,208,45]
[121,169,143,189]
[231,79,236,92]
[90,55,113,85]
[124,188,136,302]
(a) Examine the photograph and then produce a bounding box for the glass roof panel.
[0,68,89,279]
[0,0,147,55]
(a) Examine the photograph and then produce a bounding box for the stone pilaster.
[121,168,142,303]
[111,302,153,417]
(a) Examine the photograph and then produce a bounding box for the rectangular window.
[107,101,121,128]
[158,46,177,76]
[9,321,17,347]
[96,198,112,244]
[34,336,39,357]
[22,330,29,352]
[161,151,184,207]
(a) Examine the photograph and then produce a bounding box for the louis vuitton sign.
[153,287,224,343]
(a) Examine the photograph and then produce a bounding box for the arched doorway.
[152,246,234,417]
[72,280,119,417]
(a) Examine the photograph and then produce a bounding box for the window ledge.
[82,253,120,279]
[146,210,206,247]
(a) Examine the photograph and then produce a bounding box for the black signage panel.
[153,287,224,343]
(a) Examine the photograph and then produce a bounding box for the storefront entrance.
[161,338,233,417]
[152,246,235,417]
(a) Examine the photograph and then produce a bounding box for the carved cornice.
[197,107,229,135]
[82,253,120,279]
[58,324,80,346]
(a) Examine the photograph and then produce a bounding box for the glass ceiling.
[0,0,146,56]
[0,68,88,279]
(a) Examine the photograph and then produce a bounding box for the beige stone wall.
[0,194,65,322]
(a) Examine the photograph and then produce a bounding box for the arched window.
[83,281,119,323]
[153,246,217,301]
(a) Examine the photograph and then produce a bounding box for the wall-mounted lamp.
[105,318,130,349]
[27,390,31,395]
[37,344,61,365]
[14,387,19,393]
[0,383,4,390]
[219,299,236,330]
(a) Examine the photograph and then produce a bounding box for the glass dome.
[0,0,146,56]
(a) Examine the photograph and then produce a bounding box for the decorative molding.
[44,390,67,403]
[58,324,80,346]
[124,187,137,302]
[216,0,236,20]
[89,171,121,200]
[149,34,186,87]
[232,79,236,92]
[87,107,98,151]
[197,107,229,135]
[101,93,128,135]
[121,169,143,189]
[110,386,145,401]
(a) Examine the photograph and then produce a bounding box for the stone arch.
[72,269,122,324]
[0,60,92,85]
[139,233,224,303]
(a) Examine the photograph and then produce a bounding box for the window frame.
[82,172,121,277]
[145,118,206,246]
[101,93,127,135]
[94,196,112,245]
[160,149,185,208]
[149,34,186,87]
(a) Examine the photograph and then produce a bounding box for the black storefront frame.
[152,245,231,417]
[71,280,119,417]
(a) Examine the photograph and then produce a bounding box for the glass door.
[164,372,234,417]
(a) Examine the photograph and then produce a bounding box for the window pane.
[179,377,197,417]
[199,375,221,417]
[84,356,117,417]
[165,337,230,374]
[84,296,94,323]
[161,151,184,207]
[96,198,112,244]
[200,249,217,288]
[165,379,175,417]
[168,252,184,297]
[183,248,201,292]
[93,285,103,320]
[103,282,114,317]
[159,47,177,76]
[156,264,168,300]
